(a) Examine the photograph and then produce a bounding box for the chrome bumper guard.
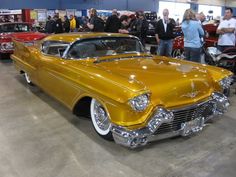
[111,92,229,148]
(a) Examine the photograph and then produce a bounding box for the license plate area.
[181,117,205,136]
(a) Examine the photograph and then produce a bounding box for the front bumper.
[111,92,230,148]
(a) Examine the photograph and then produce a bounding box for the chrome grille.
[154,101,215,135]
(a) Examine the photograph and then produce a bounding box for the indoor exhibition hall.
[0,0,236,177]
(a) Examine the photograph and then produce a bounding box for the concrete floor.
[0,59,236,177]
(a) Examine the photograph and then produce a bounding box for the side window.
[41,41,69,57]
[67,42,96,59]
[66,37,144,59]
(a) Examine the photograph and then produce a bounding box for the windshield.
[0,23,30,33]
[67,37,145,59]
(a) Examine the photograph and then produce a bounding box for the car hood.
[93,55,214,108]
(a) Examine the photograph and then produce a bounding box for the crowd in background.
[44,8,149,46]
[155,7,236,63]
[42,7,236,63]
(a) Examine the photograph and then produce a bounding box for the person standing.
[75,16,80,32]
[87,8,105,32]
[105,9,121,33]
[216,7,236,52]
[45,16,54,34]
[70,15,77,32]
[53,15,63,34]
[181,9,204,62]
[118,15,130,33]
[155,9,176,57]
[63,15,70,33]
[130,11,148,46]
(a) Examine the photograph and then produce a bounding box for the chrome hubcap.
[93,101,110,131]
[25,73,31,83]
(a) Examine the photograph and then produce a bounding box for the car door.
[37,41,81,108]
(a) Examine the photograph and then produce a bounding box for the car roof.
[43,32,137,43]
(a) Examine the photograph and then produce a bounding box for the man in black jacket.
[53,15,63,34]
[63,15,70,33]
[45,16,54,34]
[128,11,148,46]
[155,9,175,57]
[87,8,105,32]
[105,9,121,33]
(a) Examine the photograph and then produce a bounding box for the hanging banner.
[37,9,47,22]
[75,10,82,17]
[66,9,75,17]
[30,10,37,20]
[47,10,55,18]
[0,9,22,15]
[58,10,66,19]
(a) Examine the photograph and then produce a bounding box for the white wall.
[158,1,190,21]
[225,0,236,7]
[161,0,236,7]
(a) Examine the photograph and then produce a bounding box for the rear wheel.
[24,72,34,86]
[90,98,113,140]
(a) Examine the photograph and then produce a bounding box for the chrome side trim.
[170,98,212,112]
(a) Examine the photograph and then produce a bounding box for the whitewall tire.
[24,72,33,85]
[90,98,113,140]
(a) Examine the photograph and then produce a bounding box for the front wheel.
[90,98,113,140]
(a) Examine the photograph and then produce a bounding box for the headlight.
[0,42,14,51]
[219,75,234,90]
[129,94,150,112]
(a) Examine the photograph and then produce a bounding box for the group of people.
[155,7,236,63]
[44,7,236,63]
[44,8,149,45]
[45,14,80,34]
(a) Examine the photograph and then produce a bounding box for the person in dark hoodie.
[105,9,121,33]
[87,8,105,32]
[63,15,70,33]
[75,15,80,32]
[53,15,63,34]
[45,16,54,33]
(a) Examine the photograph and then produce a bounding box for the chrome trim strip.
[170,98,213,112]
[94,55,153,64]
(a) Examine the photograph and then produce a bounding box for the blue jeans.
[157,39,173,57]
[184,47,201,63]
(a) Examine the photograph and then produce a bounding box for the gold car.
[11,33,233,148]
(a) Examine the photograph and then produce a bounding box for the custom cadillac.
[11,33,233,148]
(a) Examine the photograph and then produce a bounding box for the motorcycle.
[204,46,236,74]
